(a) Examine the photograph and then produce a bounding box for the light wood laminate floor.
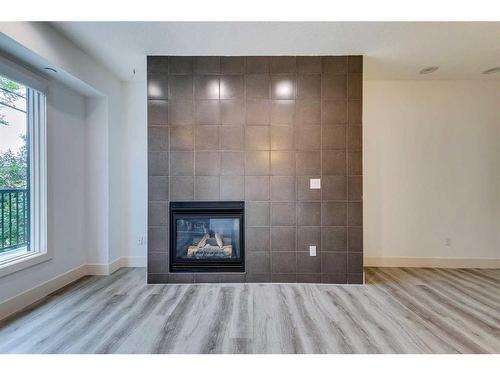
[0,267,499,354]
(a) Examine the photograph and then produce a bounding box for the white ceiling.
[51,22,500,81]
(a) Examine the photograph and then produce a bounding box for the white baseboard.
[0,256,147,322]
[0,264,87,322]
[364,256,500,269]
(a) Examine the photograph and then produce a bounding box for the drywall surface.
[364,80,500,261]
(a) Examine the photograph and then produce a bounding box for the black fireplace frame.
[169,201,245,273]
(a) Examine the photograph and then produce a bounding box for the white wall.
[364,80,500,264]
[0,82,87,302]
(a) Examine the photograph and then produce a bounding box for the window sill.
[0,249,52,278]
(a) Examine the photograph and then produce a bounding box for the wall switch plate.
[310,178,321,189]
[309,245,317,256]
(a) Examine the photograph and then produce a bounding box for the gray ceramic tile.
[147,56,169,74]
[149,202,168,226]
[322,175,347,200]
[220,75,244,99]
[246,74,270,99]
[322,126,346,150]
[271,226,296,252]
[297,57,322,73]
[322,56,348,74]
[297,252,321,273]
[168,274,195,284]
[270,57,296,73]
[220,126,243,150]
[246,228,270,252]
[245,151,269,175]
[245,273,271,283]
[271,75,295,100]
[297,226,321,252]
[296,151,321,175]
[148,226,167,252]
[221,57,244,74]
[245,126,270,150]
[168,100,194,126]
[195,176,220,200]
[220,175,244,200]
[170,177,194,200]
[270,100,295,125]
[347,273,364,284]
[195,126,219,150]
[270,176,295,201]
[149,176,169,201]
[348,176,362,201]
[148,152,169,176]
[322,75,347,99]
[271,202,296,226]
[295,127,321,150]
[296,202,321,226]
[195,100,220,125]
[272,274,297,283]
[220,100,245,125]
[246,100,270,125]
[170,127,194,151]
[348,74,362,100]
[322,227,347,251]
[148,77,168,100]
[347,126,362,150]
[220,151,244,175]
[348,252,363,273]
[347,151,362,175]
[147,252,167,274]
[296,100,321,125]
[245,57,269,73]
[245,176,269,201]
[195,76,219,99]
[270,151,295,176]
[247,251,270,273]
[348,227,363,251]
[195,57,220,74]
[297,75,321,99]
[323,100,348,124]
[297,176,321,201]
[321,273,347,284]
[148,127,169,151]
[169,75,194,99]
[297,274,322,283]
[348,202,363,226]
[348,56,363,73]
[322,150,346,175]
[348,100,362,124]
[246,202,270,226]
[148,100,168,125]
[270,126,294,151]
[322,202,347,226]
[195,151,220,175]
[169,57,193,74]
[272,252,296,274]
[170,152,194,176]
[322,252,347,275]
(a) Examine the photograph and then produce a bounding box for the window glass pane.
[0,75,29,254]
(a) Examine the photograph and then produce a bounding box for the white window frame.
[0,56,49,278]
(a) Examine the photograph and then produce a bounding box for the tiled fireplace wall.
[147,56,363,284]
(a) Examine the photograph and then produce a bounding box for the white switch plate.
[310,178,321,189]
[309,245,317,256]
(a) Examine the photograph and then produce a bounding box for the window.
[0,71,47,276]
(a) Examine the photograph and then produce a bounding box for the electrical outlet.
[309,245,317,256]
[445,237,452,247]
[137,236,144,246]
[310,178,321,189]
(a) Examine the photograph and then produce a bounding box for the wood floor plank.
[0,267,499,354]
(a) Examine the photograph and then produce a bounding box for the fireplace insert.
[169,201,245,273]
